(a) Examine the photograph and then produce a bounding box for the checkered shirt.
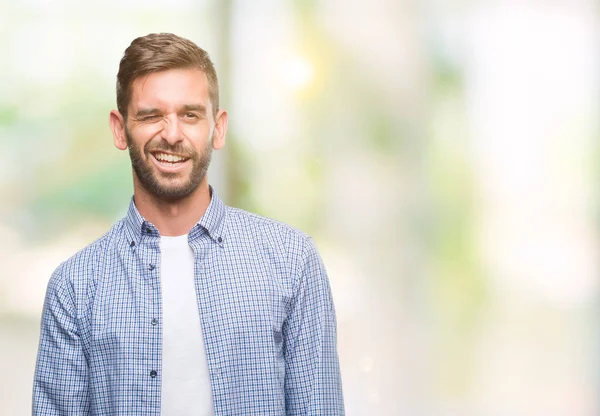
[33,189,345,415]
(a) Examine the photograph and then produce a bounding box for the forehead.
[129,68,211,111]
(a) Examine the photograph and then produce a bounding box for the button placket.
[142,234,162,396]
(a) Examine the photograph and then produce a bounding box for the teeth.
[154,153,186,163]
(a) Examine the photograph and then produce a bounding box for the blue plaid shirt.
[33,189,344,415]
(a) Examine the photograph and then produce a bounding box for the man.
[33,33,344,415]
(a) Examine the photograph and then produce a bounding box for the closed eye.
[139,115,161,122]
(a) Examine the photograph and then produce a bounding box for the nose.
[160,114,182,144]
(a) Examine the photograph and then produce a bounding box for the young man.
[33,33,344,415]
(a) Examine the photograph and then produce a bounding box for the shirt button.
[150,370,157,378]
[217,237,223,243]
[151,318,158,326]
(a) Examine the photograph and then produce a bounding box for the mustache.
[144,139,196,157]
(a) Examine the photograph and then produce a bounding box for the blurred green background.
[1,0,598,415]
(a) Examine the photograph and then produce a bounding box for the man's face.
[122,68,221,201]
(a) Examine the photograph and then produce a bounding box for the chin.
[154,178,205,201]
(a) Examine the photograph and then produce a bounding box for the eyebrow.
[133,104,207,119]
[180,104,207,115]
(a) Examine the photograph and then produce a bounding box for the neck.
[133,176,212,237]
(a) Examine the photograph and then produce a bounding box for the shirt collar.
[124,186,227,246]
[193,186,227,244]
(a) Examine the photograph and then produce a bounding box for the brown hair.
[116,33,219,119]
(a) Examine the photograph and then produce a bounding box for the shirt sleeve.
[283,237,345,415]
[33,264,90,415]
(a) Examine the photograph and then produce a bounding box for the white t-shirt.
[159,234,214,416]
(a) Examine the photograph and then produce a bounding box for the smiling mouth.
[151,151,190,166]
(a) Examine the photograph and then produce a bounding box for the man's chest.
[82,243,293,368]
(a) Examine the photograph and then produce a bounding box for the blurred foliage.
[3,76,131,241]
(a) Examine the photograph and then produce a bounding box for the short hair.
[116,33,219,119]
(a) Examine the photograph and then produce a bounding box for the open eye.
[183,112,199,119]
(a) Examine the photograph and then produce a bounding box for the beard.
[126,128,213,202]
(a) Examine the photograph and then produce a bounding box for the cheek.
[136,124,163,139]
[181,122,211,138]
[129,127,160,150]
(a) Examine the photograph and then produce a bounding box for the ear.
[212,109,228,151]
[109,110,128,151]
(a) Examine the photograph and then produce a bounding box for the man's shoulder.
[55,219,126,280]
[225,206,310,242]
[224,206,317,260]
